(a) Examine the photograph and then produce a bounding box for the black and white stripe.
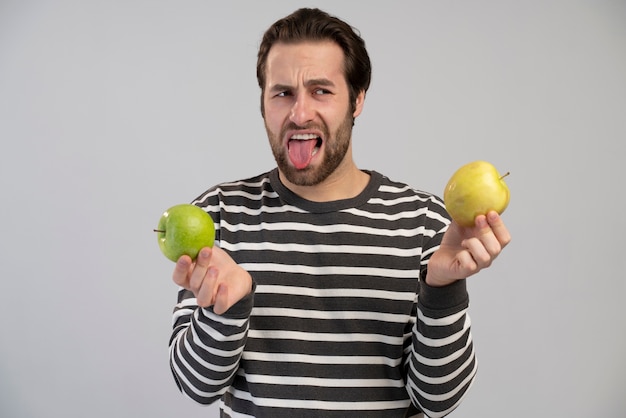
[169,169,476,417]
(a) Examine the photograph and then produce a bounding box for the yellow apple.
[154,204,215,262]
[443,160,510,227]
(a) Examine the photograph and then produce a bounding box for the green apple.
[443,160,510,227]
[154,204,215,262]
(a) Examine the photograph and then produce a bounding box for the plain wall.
[1,1,624,417]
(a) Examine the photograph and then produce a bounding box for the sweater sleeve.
[169,284,255,404]
[406,279,476,417]
[405,197,477,417]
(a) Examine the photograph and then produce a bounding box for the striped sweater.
[169,169,476,418]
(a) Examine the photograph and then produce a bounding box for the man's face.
[262,41,364,187]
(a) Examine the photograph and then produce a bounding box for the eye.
[314,88,331,95]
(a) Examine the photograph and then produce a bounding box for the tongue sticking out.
[288,139,318,169]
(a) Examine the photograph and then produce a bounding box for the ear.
[352,90,365,118]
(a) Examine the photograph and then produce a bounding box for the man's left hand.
[426,211,511,287]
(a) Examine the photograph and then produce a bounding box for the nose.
[289,94,315,126]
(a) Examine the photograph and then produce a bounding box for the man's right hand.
[173,246,253,315]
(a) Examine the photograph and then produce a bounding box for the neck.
[279,160,370,202]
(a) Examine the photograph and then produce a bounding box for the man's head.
[258,8,372,190]
[257,8,371,116]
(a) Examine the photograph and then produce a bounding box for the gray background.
[1,0,625,417]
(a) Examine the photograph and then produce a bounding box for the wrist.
[424,269,457,287]
[419,276,469,311]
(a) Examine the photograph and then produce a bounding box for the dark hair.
[257,8,371,114]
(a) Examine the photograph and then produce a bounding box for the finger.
[172,255,193,288]
[486,211,512,247]
[473,215,503,257]
[462,237,494,270]
[455,249,478,278]
[196,267,219,308]
[208,245,228,270]
[188,247,213,294]
[212,283,229,315]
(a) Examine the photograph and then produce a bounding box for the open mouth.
[288,133,322,169]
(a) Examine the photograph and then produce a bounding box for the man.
[169,8,510,418]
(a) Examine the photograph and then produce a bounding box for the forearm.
[406,279,477,418]
[169,287,254,404]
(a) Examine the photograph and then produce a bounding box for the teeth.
[290,133,318,140]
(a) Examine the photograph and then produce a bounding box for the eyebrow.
[268,78,336,93]
[305,78,335,88]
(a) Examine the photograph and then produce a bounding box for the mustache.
[282,122,323,132]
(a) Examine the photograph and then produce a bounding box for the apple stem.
[500,171,510,180]
[153,229,165,233]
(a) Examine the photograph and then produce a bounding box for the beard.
[265,111,354,187]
